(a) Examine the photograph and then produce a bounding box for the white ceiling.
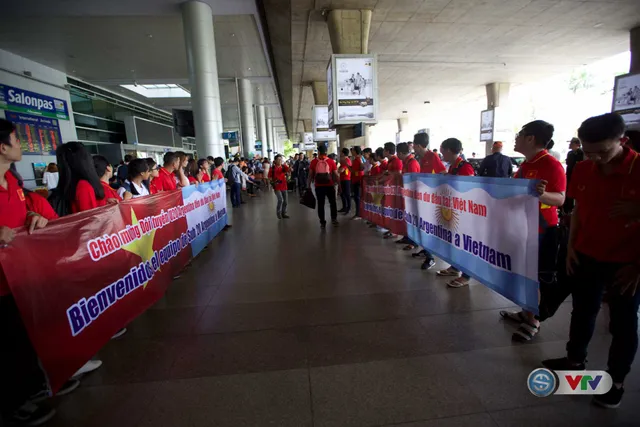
[0,0,286,131]
[289,0,640,136]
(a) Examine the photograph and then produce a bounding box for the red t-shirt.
[448,157,475,177]
[352,156,364,183]
[212,168,224,180]
[269,164,289,191]
[339,157,352,181]
[370,164,382,176]
[403,154,420,173]
[101,182,122,202]
[201,172,211,182]
[310,155,338,187]
[149,180,159,194]
[72,180,99,213]
[152,167,177,192]
[380,159,388,171]
[568,147,639,263]
[387,155,403,173]
[188,176,198,185]
[25,191,58,220]
[420,151,446,174]
[514,150,566,229]
[0,170,28,229]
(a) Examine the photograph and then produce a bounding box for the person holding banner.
[350,146,365,220]
[498,120,566,342]
[397,142,420,251]
[145,158,160,194]
[410,133,447,269]
[308,144,339,229]
[152,152,180,192]
[117,158,151,199]
[338,148,352,214]
[382,142,402,239]
[435,138,477,287]
[543,113,640,408]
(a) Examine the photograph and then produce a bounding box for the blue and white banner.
[181,179,228,257]
[403,174,540,313]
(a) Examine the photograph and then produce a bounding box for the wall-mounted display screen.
[312,105,336,141]
[6,111,61,155]
[328,54,378,125]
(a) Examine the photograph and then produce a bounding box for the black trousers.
[340,181,351,213]
[0,295,46,420]
[315,186,337,224]
[566,253,640,383]
[352,182,361,216]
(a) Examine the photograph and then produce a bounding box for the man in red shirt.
[369,148,383,176]
[0,119,57,426]
[338,148,352,214]
[398,142,420,173]
[383,142,403,173]
[542,113,639,408]
[268,155,290,219]
[211,157,225,181]
[495,121,566,343]
[411,133,446,267]
[308,144,340,229]
[152,152,180,192]
[436,138,478,286]
[350,145,365,219]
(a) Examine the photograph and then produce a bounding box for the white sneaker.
[72,360,102,378]
[111,327,127,339]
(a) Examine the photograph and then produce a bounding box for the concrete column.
[327,9,372,54]
[485,83,510,109]
[238,79,256,157]
[266,117,274,157]
[181,1,224,158]
[631,26,640,73]
[485,82,511,156]
[256,105,268,158]
[311,81,328,105]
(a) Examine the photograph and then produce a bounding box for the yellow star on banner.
[122,209,157,288]
[372,192,384,206]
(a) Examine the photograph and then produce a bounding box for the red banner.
[361,174,407,235]
[0,191,192,393]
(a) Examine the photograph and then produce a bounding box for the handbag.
[300,188,316,209]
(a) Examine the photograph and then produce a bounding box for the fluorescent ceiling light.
[120,84,190,98]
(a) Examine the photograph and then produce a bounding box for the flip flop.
[512,322,540,342]
[436,268,460,277]
[402,245,416,251]
[499,310,528,323]
[447,278,469,288]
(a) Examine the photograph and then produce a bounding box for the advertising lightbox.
[480,109,494,142]
[612,73,640,129]
[312,105,337,141]
[327,54,378,125]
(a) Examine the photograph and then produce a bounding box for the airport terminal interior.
[1,0,640,426]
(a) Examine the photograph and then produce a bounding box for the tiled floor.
[50,193,640,427]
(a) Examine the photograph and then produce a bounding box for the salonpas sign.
[0,84,70,120]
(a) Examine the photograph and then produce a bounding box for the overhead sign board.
[327,54,378,126]
[0,84,69,120]
[480,109,494,142]
[6,111,61,155]
[301,132,316,150]
[612,73,640,129]
[312,105,337,141]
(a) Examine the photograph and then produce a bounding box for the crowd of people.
[301,112,639,410]
[0,119,238,426]
[1,109,639,425]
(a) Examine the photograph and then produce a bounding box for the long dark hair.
[50,141,104,216]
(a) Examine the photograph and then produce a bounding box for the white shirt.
[117,180,150,199]
[42,171,59,190]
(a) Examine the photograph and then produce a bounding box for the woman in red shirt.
[93,155,124,206]
[186,159,203,185]
[268,154,290,219]
[50,141,109,216]
[146,158,160,194]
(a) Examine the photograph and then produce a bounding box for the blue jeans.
[230,182,241,207]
